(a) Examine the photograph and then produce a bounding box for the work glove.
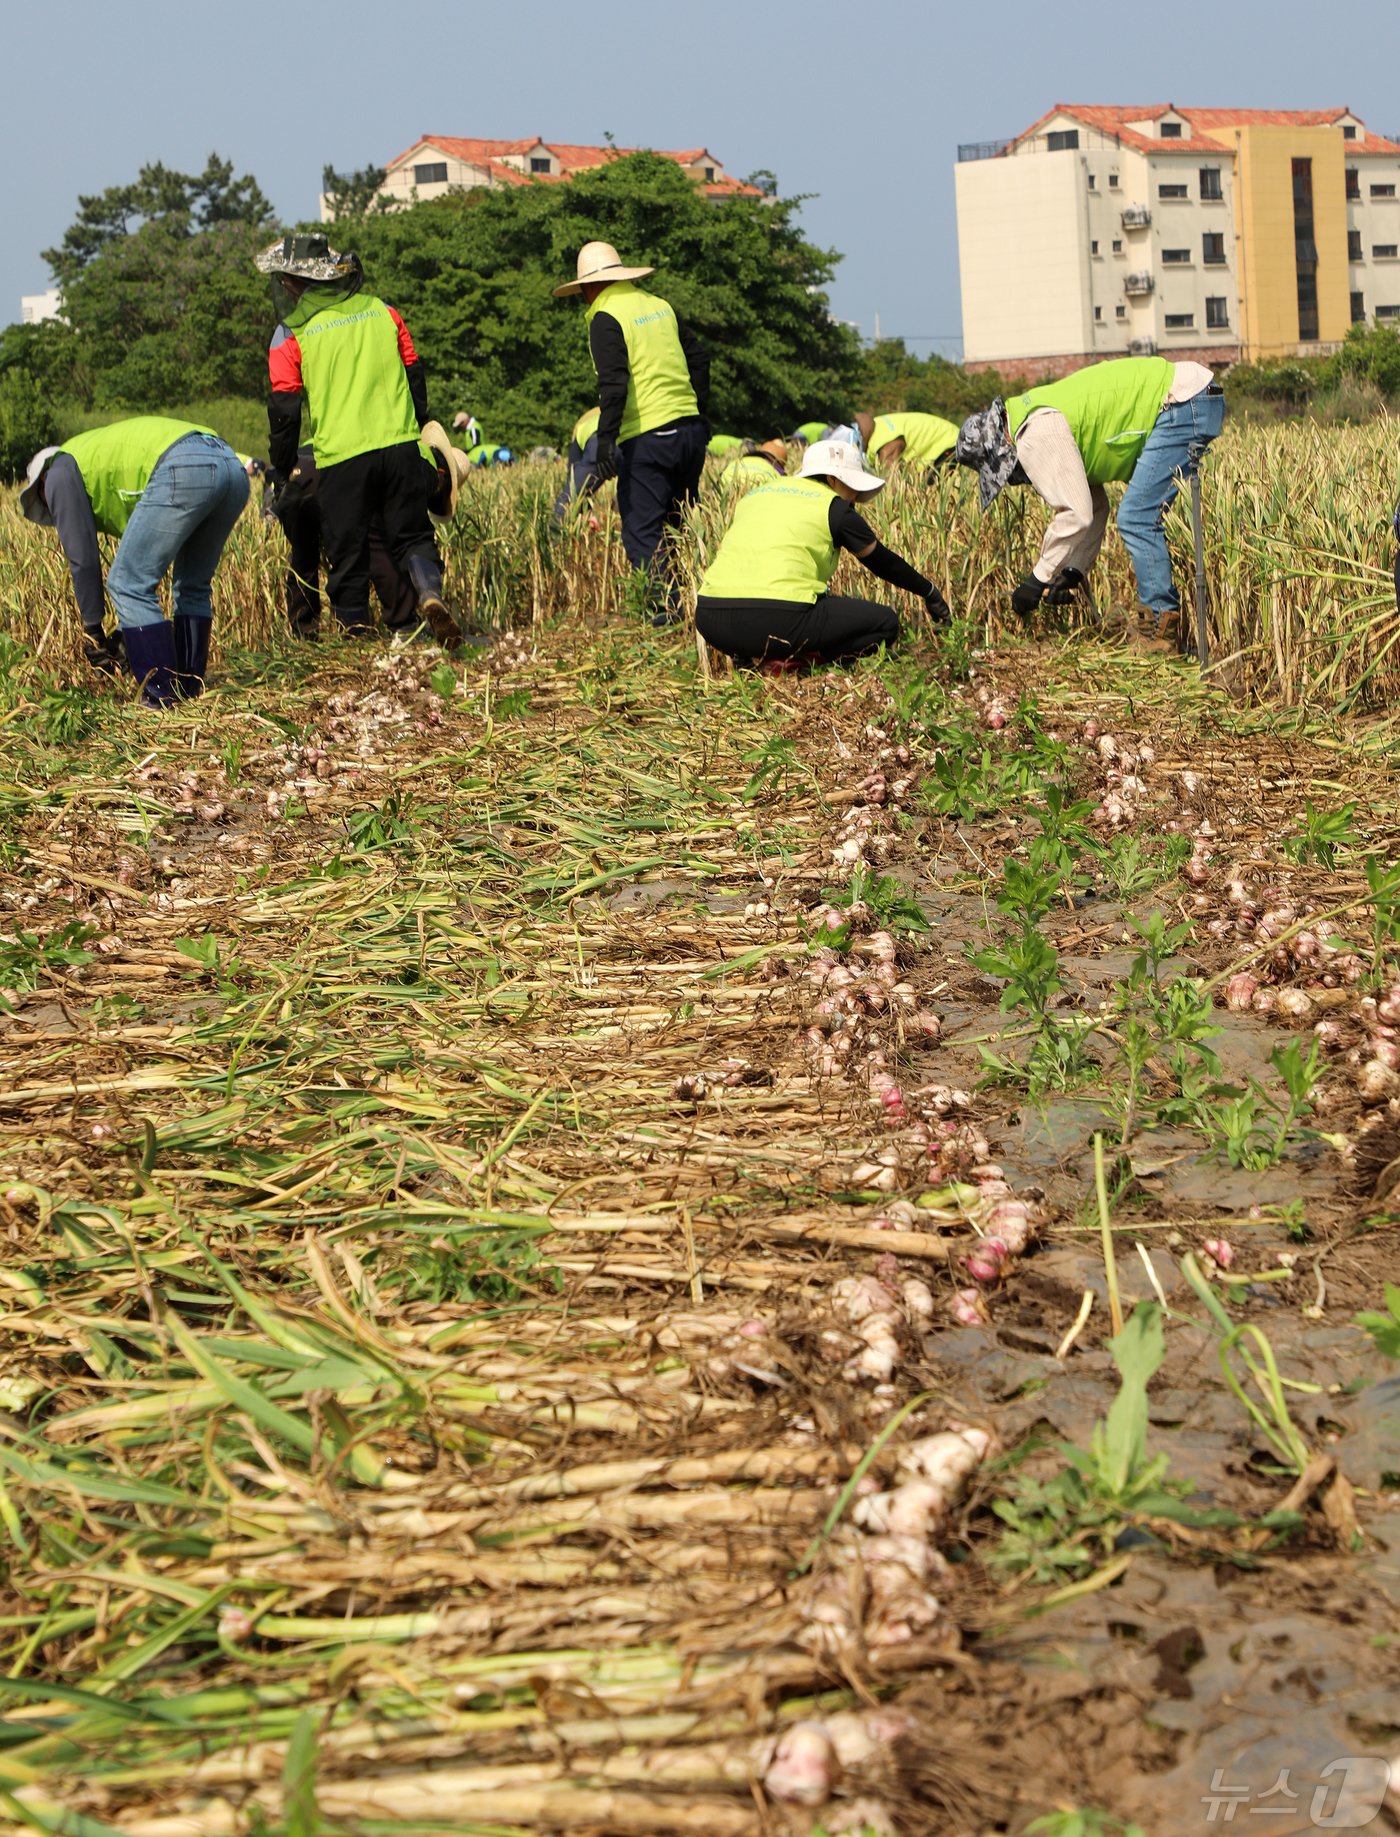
[594,436,620,482]
[1010,574,1048,617]
[83,628,124,676]
[1043,566,1087,607]
[924,585,951,626]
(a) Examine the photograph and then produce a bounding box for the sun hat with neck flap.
[799,439,885,500]
[553,241,656,298]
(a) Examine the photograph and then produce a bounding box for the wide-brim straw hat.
[799,439,885,498]
[421,420,471,515]
[553,240,655,298]
[255,232,354,281]
[19,447,60,525]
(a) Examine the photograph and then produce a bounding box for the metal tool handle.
[1190,469,1209,669]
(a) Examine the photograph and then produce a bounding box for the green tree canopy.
[321,163,392,220]
[342,151,862,446]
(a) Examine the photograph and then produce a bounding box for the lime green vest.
[293,292,419,469]
[60,417,212,537]
[572,406,601,446]
[867,412,960,469]
[1007,357,1175,483]
[708,433,745,457]
[586,281,698,442]
[795,421,829,443]
[700,476,838,603]
[728,453,785,486]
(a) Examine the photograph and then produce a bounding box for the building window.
[1377,304,1400,319]
[1349,229,1364,260]
[1160,121,1183,139]
[1112,238,1124,253]
[1373,183,1398,198]
[1159,183,1189,199]
[1047,129,1080,151]
[1200,167,1223,200]
[1375,244,1400,259]
[1346,168,1361,200]
[1164,312,1195,328]
[1203,232,1227,265]
[1293,158,1320,341]
[1162,247,1191,264]
[1087,173,1096,189]
[1205,297,1230,329]
[1344,124,1358,141]
[530,156,551,173]
[1116,304,1127,319]
[1109,172,1120,189]
[1352,291,1367,322]
[414,161,448,185]
[703,166,716,181]
[1094,305,1103,322]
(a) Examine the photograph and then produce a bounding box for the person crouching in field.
[694,438,950,670]
[855,411,960,480]
[954,355,1225,647]
[20,417,249,705]
[257,234,465,649]
[269,423,467,639]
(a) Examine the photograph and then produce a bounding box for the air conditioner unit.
[1124,272,1155,295]
[1128,337,1157,355]
[1121,204,1152,229]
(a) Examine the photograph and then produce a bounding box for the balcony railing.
[957,139,1013,162]
[1124,272,1155,296]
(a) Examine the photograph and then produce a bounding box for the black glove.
[1043,566,1087,607]
[595,436,620,482]
[924,585,951,625]
[83,628,124,676]
[1010,575,1048,617]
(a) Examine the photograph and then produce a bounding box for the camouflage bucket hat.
[255,232,354,280]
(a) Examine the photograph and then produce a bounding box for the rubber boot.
[405,552,463,649]
[83,627,126,676]
[122,622,181,709]
[172,615,212,700]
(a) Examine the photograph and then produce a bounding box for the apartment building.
[956,105,1400,376]
[322,137,759,219]
[19,290,62,325]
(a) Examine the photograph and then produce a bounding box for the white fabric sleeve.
[1014,408,1101,585]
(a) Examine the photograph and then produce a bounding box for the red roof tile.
[1010,104,1400,158]
[382,137,760,197]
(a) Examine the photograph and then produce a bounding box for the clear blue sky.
[8,0,1400,358]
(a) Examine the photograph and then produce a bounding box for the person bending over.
[954,355,1225,646]
[695,438,949,668]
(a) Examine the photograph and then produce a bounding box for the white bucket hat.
[553,240,655,298]
[420,420,471,516]
[799,439,885,498]
[19,447,61,525]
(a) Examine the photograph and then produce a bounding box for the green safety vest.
[585,281,698,442]
[795,421,829,443]
[467,443,505,467]
[292,291,419,469]
[699,475,838,603]
[707,433,744,457]
[1007,357,1175,483]
[572,406,601,446]
[727,453,786,486]
[866,412,959,470]
[59,417,213,537]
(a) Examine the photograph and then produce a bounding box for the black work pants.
[317,442,441,626]
[276,470,422,634]
[554,434,601,519]
[616,418,707,601]
[695,593,900,666]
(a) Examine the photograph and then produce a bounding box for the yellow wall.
[1205,124,1350,357]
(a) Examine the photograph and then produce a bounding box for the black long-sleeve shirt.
[828,498,933,598]
[43,454,107,631]
[588,312,711,446]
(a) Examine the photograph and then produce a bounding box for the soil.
[2,628,1398,1836]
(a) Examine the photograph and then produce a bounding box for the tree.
[43,154,274,289]
[321,163,392,219]
[344,151,862,447]
[855,338,1028,421]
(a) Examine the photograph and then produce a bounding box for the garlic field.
[0,451,1399,1837]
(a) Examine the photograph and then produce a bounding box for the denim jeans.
[105,434,250,630]
[1116,389,1226,612]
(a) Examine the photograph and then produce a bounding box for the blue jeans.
[106,434,250,630]
[1116,389,1226,612]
